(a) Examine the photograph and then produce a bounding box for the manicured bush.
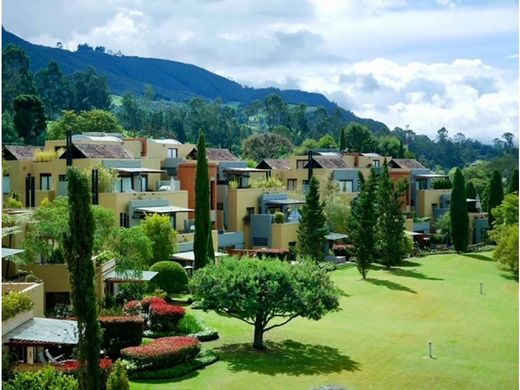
[3,366,78,390]
[122,300,142,316]
[98,316,144,358]
[2,291,34,320]
[121,336,200,370]
[148,261,189,294]
[140,296,166,312]
[149,303,185,332]
[106,359,130,390]
[176,313,219,341]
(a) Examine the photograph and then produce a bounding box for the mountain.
[2,28,388,131]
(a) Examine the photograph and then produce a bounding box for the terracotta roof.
[187,147,238,161]
[389,159,426,169]
[305,156,348,169]
[256,159,290,170]
[3,145,41,161]
[66,143,134,159]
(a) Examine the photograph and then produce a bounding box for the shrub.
[47,303,73,319]
[176,313,219,341]
[272,211,285,224]
[432,179,452,189]
[106,359,130,390]
[149,303,185,332]
[148,261,189,294]
[121,336,200,370]
[2,291,34,320]
[98,316,144,358]
[53,358,113,375]
[250,177,283,189]
[122,300,142,316]
[3,366,78,390]
[34,149,61,162]
[141,297,166,312]
[3,194,22,209]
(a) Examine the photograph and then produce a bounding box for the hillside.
[2,28,387,132]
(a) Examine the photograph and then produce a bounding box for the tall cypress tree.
[376,160,407,268]
[466,181,477,212]
[450,168,469,252]
[487,170,504,229]
[194,131,211,268]
[507,169,518,194]
[398,138,405,158]
[339,127,347,151]
[347,169,378,278]
[297,175,327,261]
[64,167,101,390]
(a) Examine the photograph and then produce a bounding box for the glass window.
[338,180,353,193]
[373,160,380,168]
[296,160,307,169]
[40,174,52,190]
[167,148,177,158]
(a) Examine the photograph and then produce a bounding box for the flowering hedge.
[149,303,185,332]
[98,316,144,358]
[53,358,112,378]
[121,336,200,370]
[141,297,167,312]
[123,300,142,316]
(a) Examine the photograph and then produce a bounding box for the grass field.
[131,252,518,390]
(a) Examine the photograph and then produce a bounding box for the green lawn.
[131,252,518,390]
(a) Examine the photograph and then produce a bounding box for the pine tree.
[507,169,518,194]
[297,176,327,261]
[450,168,469,252]
[466,181,477,212]
[64,167,101,390]
[376,161,407,268]
[487,170,504,229]
[347,169,378,278]
[194,131,211,268]
[339,127,347,151]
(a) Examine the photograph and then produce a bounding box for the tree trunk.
[253,316,264,350]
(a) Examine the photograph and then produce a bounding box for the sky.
[3,0,519,143]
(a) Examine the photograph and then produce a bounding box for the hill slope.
[2,28,388,131]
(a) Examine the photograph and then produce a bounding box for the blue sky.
[3,0,518,142]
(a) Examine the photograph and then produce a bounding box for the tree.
[46,109,124,140]
[64,167,101,389]
[339,127,347,151]
[347,170,378,278]
[491,194,519,227]
[507,169,518,194]
[294,138,319,155]
[344,123,376,152]
[264,94,289,129]
[487,170,504,230]
[106,359,130,390]
[466,182,477,212]
[35,60,73,119]
[13,95,47,145]
[194,131,213,268]
[140,213,176,264]
[435,212,451,245]
[317,134,337,149]
[2,44,36,113]
[317,174,349,234]
[376,161,408,268]
[297,176,327,261]
[450,168,469,252]
[107,227,153,270]
[72,67,111,111]
[398,138,405,158]
[241,133,294,161]
[489,194,519,276]
[191,258,340,349]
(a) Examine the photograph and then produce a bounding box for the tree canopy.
[450,168,469,252]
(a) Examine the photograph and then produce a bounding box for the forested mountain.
[2,28,386,132]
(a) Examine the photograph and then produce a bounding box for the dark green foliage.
[339,127,347,151]
[297,176,328,261]
[64,167,101,390]
[194,131,212,268]
[141,213,176,263]
[376,161,408,268]
[149,261,189,294]
[466,182,477,212]
[487,170,504,230]
[347,170,378,279]
[2,44,36,114]
[241,133,294,161]
[106,359,130,390]
[344,122,377,152]
[450,168,469,252]
[191,258,340,349]
[72,66,111,111]
[13,94,46,145]
[432,179,452,189]
[507,169,518,194]
[398,138,405,158]
[35,60,73,119]
[2,366,78,390]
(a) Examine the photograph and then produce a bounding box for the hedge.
[3,366,78,390]
[148,261,189,294]
[122,300,142,316]
[53,358,113,375]
[140,297,166,312]
[2,291,34,320]
[148,303,185,332]
[121,336,200,370]
[98,316,144,358]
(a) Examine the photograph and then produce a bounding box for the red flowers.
[141,297,167,312]
[121,336,200,370]
[53,358,113,374]
[123,300,142,316]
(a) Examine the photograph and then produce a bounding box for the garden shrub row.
[98,316,144,358]
[121,336,200,370]
[149,302,185,332]
[2,291,34,320]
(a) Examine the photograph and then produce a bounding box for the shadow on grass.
[500,273,519,282]
[132,370,200,385]
[400,260,422,267]
[389,268,444,281]
[217,339,360,376]
[463,253,493,262]
[365,278,417,294]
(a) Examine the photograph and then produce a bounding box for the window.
[167,148,178,158]
[296,159,307,169]
[287,179,297,191]
[140,174,148,192]
[40,174,52,190]
[58,175,67,182]
[302,180,309,187]
[119,213,129,228]
[338,180,354,193]
[373,160,380,168]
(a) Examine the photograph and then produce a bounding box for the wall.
[177,161,217,220]
[21,264,71,294]
[2,282,45,317]
[271,222,298,250]
[417,189,452,218]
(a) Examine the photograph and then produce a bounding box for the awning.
[2,248,25,259]
[3,318,78,346]
[172,251,227,262]
[415,174,448,179]
[115,167,165,174]
[223,167,270,174]
[265,199,305,206]
[136,206,193,214]
[325,233,349,241]
[103,270,158,282]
